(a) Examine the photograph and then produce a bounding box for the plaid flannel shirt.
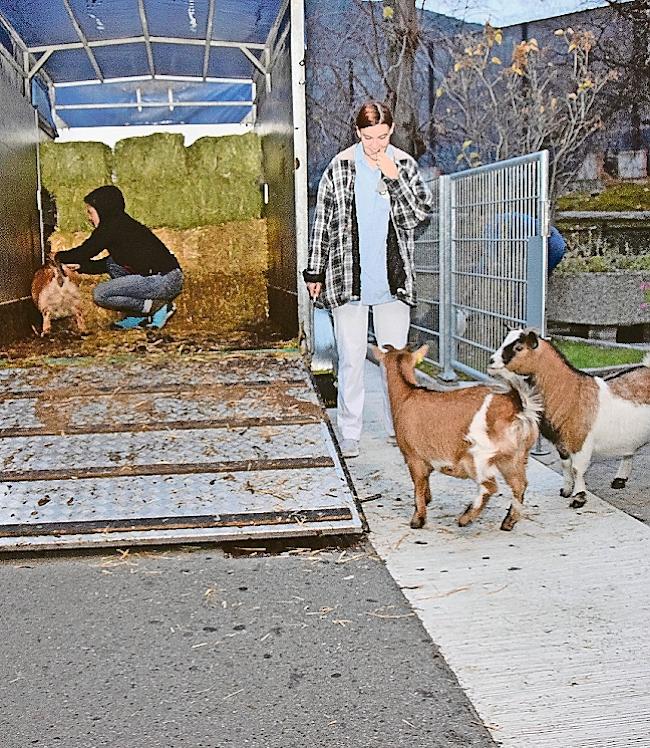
[303,144,433,309]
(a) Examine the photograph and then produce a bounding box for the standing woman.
[303,101,432,457]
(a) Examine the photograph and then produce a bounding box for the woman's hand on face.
[306,282,322,301]
[375,151,399,180]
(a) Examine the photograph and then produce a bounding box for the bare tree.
[382,0,425,155]
[305,0,468,176]
[434,24,613,197]
[587,0,650,150]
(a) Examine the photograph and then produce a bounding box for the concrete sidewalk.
[333,360,650,748]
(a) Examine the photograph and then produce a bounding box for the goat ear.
[413,344,429,364]
[370,344,385,362]
[525,330,539,349]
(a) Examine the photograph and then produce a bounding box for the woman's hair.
[355,101,393,129]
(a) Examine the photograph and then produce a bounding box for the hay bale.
[120,180,199,230]
[187,133,262,180]
[172,271,268,334]
[192,175,262,225]
[40,141,113,232]
[120,176,261,229]
[154,221,269,332]
[43,134,263,231]
[155,220,268,275]
[113,133,188,183]
[186,135,263,224]
[48,230,91,253]
[40,141,112,190]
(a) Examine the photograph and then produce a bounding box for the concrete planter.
[547,271,650,341]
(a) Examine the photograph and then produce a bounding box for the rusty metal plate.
[0,352,363,550]
[0,351,309,395]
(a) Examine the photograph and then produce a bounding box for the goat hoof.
[500,517,517,531]
[560,488,573,498]
[611,478,627,489]
[570,492,587,509]
[409,515,425,529]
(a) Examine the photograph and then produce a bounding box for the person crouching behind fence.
[56,185,183,330]
[303,100,433,458]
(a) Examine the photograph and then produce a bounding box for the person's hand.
[306,282,322,301]
[375,150,399,180]
[62,263,80,270]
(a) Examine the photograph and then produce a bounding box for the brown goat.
[490,329,650,508]
[31,256,85,337]
[373,344,540,531]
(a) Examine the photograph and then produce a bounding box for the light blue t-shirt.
[354,142,394,306]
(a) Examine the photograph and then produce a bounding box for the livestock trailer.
[0,0,366,550]
[0,0,312,348]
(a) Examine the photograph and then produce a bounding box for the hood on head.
[84,185,125,221]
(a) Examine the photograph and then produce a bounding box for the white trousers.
[331,299,411,440]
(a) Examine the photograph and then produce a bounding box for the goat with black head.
[489,329,650,508]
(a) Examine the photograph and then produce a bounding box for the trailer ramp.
[0,351,363,551]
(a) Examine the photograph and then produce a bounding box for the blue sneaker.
[146,302,176,329]
[111,315,148,331]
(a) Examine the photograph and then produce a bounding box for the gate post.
[290,0,312,354]
[438,175,456,381]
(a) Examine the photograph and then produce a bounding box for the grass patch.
[553,339,645,369]
[558,180,650,212]
[416,358,475,381]
[416,359,441,378]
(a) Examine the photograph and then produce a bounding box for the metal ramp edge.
[0,353,364,551]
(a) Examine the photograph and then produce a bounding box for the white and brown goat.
[31,255,85,337]
[489,329,650,508]
[373,344,541,531]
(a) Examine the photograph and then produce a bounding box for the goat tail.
[510,377,543,442]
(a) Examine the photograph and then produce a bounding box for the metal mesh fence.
[409,177,441,364]
[409,152,548,380]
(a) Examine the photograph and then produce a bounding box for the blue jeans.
[93,258,183,314]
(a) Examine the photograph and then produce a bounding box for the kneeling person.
[57,185,183,330]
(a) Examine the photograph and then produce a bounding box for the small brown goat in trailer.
[373,344,540,531]
[31,255,85,337]
[489,329,650,508]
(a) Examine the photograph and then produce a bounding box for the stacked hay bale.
[113,133,196,229]
[39,141,112,232]
[40,133,267,336]
[187,133,263,225]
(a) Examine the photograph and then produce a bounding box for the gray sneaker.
[339,438,360,458]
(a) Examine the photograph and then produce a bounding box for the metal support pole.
[438,175,457,381]
[22,49,30,98]
[290,0,312,357]
[538,148,550,337]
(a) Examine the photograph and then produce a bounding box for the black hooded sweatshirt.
[56,185,181,276]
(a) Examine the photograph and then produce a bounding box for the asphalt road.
[0,540,496,748]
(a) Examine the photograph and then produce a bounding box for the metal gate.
[411,151,549,380]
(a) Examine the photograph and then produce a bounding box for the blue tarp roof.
[0,0,283,127]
